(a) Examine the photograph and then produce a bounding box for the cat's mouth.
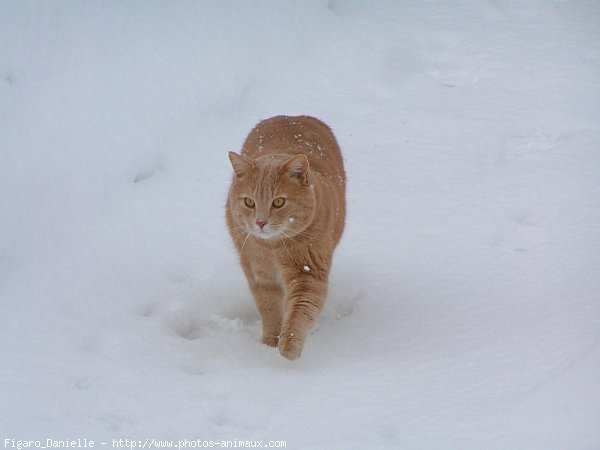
[251,227,280,240]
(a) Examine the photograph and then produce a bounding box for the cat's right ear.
[228,152,254,178]
[280,154,309,185]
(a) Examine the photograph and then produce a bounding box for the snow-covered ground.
[2,1,600,448]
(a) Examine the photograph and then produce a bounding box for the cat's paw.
[278,332,303,360]
[261,334,279,347]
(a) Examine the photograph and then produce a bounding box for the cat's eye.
[272,197,285,208]
[244,198,255,208]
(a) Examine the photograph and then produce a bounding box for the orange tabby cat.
[226,115,346,360]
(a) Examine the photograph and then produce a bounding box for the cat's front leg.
[248,281,284,347]
[278,273,328,360]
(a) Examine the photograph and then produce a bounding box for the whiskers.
[277,233,296,265]
[276,224,316,241]
[231,225,251,254]
[230,223,313,265]
[273,224,316,266]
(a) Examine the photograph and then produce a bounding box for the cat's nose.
[255,220,268,230]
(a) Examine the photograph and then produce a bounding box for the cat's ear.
[228,152,254,178]
[280,154,310,185]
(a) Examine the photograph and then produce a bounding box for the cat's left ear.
[280,154,309,185]
[228,152,255,178]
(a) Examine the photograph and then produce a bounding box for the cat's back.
[241,115,345,181]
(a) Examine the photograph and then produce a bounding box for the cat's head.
[228,152,316,241]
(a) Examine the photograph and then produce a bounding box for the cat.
[226,115,346,360]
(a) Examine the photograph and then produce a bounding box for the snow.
[1,1,600,448]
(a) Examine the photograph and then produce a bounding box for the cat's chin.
[252,230,280,241]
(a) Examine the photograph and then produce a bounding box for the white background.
[1,1,599,448]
